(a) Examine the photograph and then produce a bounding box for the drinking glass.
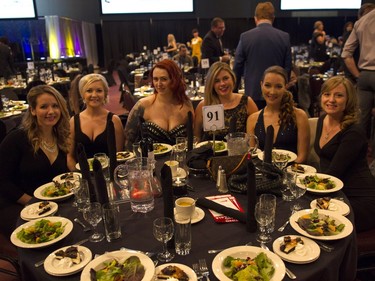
[254,202,272,243]
[94,153,110,181]
[289,174,307,211]
[114,163,130,201]
[272,151,289,171]
[259,194,276,233]
[82,202,105,242]
[153,217,175,262]
[64,173,81,207]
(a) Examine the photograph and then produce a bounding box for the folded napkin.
[187,111,194,152]
[93,158,109,205]
[186,145,214,170]
[229,116,237,134]
[76,143,96,202]
[263,125,274,164]
[196,198,246,223]
[160,164,174,248]
[246,158,257,232]
[107,119,117,181]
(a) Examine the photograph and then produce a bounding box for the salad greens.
[16,219,65,244]
[223,252,275,281]
[299,175,336,190]
[42,181,71,197]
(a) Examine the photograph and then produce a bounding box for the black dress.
[143,121,187,145]
[254,109,298,153]
[314,115,375,232]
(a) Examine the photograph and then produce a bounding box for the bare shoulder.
[249,110,261,121]
[294,108,308,120]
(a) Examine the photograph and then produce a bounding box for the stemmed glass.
[254,202,273,243]
[114,163,130,201]
[82,202,105,242]
[289,174,307,211]
[153,217,174,262]
[64,173,81,207]
[272,151,289,171]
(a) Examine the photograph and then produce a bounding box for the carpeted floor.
[103,71,128,116]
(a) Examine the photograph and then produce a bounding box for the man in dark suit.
[201,17,230,66]
[233,2,291,109]
[0,36,15,79]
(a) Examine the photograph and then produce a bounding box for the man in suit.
[201,17,230,66]
[233,2,291,109]
[0,36,15,79]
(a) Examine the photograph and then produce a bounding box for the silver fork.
[192,263,203,280]
[199,259,210,281]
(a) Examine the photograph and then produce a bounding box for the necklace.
[324,124,340,140]
[41,140,57,153]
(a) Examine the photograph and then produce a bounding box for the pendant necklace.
[41,140,57,153]
[324,124,339,140]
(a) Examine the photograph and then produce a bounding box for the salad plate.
[34,182,73,201]
[310,198,350,216]
[34,182,74,201]
[257,149,297,163]
[155,263,197,281]
[20,201,58,221]
[52,172,81,184]
[75,157,108,171]
[212,246,285,281]
[10,216,73,248]
[272,235,320,264]
[44,245,92,276]
[116,151,134,162]
[290,209,353,241]
[153,143,173,156]
[80,250,155,281]
[196,141,227,153]
[296,173,343,194]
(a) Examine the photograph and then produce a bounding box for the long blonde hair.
[22,85,70,153]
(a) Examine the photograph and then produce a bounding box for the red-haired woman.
[124,59,194,149]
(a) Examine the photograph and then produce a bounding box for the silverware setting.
[192,263,203,280]
[74,217,91,232]
[260,243,296,280]
[34,238,89,268]
[315,241,334,252]
[199,258,210,281]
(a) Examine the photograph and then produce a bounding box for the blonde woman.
[166,33,178,57]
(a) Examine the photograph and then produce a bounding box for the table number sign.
[201,58,209,69]
[202,104,225,132]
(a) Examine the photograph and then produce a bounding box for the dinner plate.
[153,143,173,156]
[80,250,155,281]
[44,245,92,276]
[75,158,108,171]
[310,198,350,216]
[272,235,321,264]
[34,182,74,201]
[52,172,82,184]
[257,149,297,163]
[116,151,134,162]
[286,164,317,174]
[290,209,353,241]
[212,246,285,281]
[155,263,197,281]
[196,141,227,153]
[296,173,344,194]
[174,207,205,224]
[20,201,58,221]
[10,216,73,248]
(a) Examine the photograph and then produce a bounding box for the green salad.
[92,256,145,281]
[299,175,336,190]
[206,141,226,152]
[16,219,65,244]
[42,181,71,197]
[223,252,275,281]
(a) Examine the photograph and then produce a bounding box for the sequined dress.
[144,121,187,145]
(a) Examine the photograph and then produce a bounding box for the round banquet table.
[15,155,357,281]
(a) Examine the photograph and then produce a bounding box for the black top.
[0,128,68,203]
[254,109,298,153]
[74,112,113,158]
[310,31,328,62]
[315,115,375,232]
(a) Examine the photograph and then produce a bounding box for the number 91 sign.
[202,104,225,132]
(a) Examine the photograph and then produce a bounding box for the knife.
[34,238,89,268]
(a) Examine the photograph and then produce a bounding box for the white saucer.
[174,207,205,224]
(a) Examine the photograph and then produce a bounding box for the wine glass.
[289,174,307,211]
[82,202,105,242]
[254,202,273,243]
[153,217,174,262]
[272,151,289,171]
[114,163,130,201]
[63,173,81,207]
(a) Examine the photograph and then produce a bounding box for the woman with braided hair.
[247,65,310,163]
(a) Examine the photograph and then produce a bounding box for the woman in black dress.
[315,76,375,232]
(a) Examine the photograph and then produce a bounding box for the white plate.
[75,158,108,171]
[52,172,82,184]
[212,246,285,281]
[251,148,262,157]
[20,201,58,221]
[290,209,353,241]
[286,164,317,174]
[153,143,173,156]
[196,141,227,153]
[155,263,197,281]
[116,151,135,162]
[257,149,297,163]
[34,182,74,201]
[10,216,73,248]
[310,199,350,216]
[44,245,92,276]
[174,207,205,224]
[272,235,320,264]
[80,250,155,281]
[296,173,344,194]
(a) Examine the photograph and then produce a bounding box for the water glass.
[289,174,306,211]
[174,212,192,256]
[94,153,110,181]
[82,202,105,242]
[102,202,122,242]
[153,217,175,262]
[132,142,142,158]
[114,163,130,201]
[76,178,90,212]
[281,172,296,201]
[259,194,276,233]
[254,202,273,243]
